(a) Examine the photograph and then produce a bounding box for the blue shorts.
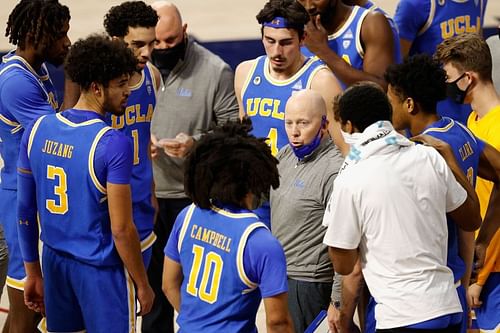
[475,272,500,331]
[0,188,26,289]
[43,245,137,333]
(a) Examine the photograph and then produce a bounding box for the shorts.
[43,245,137,333]
[0,188,26,289]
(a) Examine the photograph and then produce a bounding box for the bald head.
[285,90,328,148]
[152,1,186,49]
[286,89,326,118]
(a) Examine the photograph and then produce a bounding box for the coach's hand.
[137,283,155,316]
[159,132,194,158]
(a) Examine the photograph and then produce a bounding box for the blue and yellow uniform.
[241,55,327,156]
[0,51,58,289]
[17,109,136,333]
[394,0,487,124]
[301,6,370,89]
[164,203,288,333]
[106,63,157,266]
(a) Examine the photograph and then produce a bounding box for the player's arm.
[244,228,293,332]
[16,124,44,314]
[106,132,154,315]
[1,74,54,128]
[162,256,182,312]
[264,293,294,333]
[328,248,359,276]
[304,12,394,89]
[393,0,429,58]
[332,261,363,333]
[458,230,474,289]
[310,68,348,154]
[234,60,254,120]
[162,207,190,312]
[108,182,154,315]
[60,77,80,111]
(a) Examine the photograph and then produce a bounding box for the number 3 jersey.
[240,55,328,156]
[17,110,133,266]
[165,203,288,333]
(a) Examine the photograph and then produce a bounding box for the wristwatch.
[330,300,341,309]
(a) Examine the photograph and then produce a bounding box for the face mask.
[151,38,186,74]
[291,116,326,160]
[341,129,363,145]
[446,73,470,104]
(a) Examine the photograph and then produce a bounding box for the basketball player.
[394,0,487,124]
[0,1,70,331]
[236,0,342,156]
[103,1,161,267]
[297,0,395,90]
[162,119,293,333]
[17,35,154,333]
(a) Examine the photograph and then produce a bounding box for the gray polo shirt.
[151,37,239,199]
[270,138,344,282]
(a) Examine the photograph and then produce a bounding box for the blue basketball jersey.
[395,0,486,56]
[423,117,484,281]
[174,204,268,333]
[0,52,58,190]
[302,6,369,89]
[106,63,156,203]
[27,113,122,267]
[241,55,327,155]
[105,64,156,240]
[363,1,402,64]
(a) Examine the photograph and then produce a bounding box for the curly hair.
[256,0,310,39]
[65,35,137,90]
[435,33,492,82]
[104,1,158,38]
[184,118,280,210]
[385,54,447,114]
[5,0,70,50]
[338,82,392,132]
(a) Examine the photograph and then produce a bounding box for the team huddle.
[0,0,499,333]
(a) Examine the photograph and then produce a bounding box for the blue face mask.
[291,116,326,160]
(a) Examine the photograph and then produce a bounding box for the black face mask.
[151,38,186,75]
[446,72,470,104]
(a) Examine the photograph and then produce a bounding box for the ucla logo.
[253,76,261,85]
[440,15,480,40]
[343,40,351,49]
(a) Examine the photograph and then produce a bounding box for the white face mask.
[341,130,363,145]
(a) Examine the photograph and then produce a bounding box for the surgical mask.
[291,116,326,160]
[151,38,186,75]
[446,73,470,104]
[341,130,363,145]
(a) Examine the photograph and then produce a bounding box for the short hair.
[337,82,392,132]
[65,35,137,90]
[5,0,70,50]
[104,1,158,38]
[256,0,310,39]
[184,118,280,209]
[435,33,492,82]
[385,54,446,114]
